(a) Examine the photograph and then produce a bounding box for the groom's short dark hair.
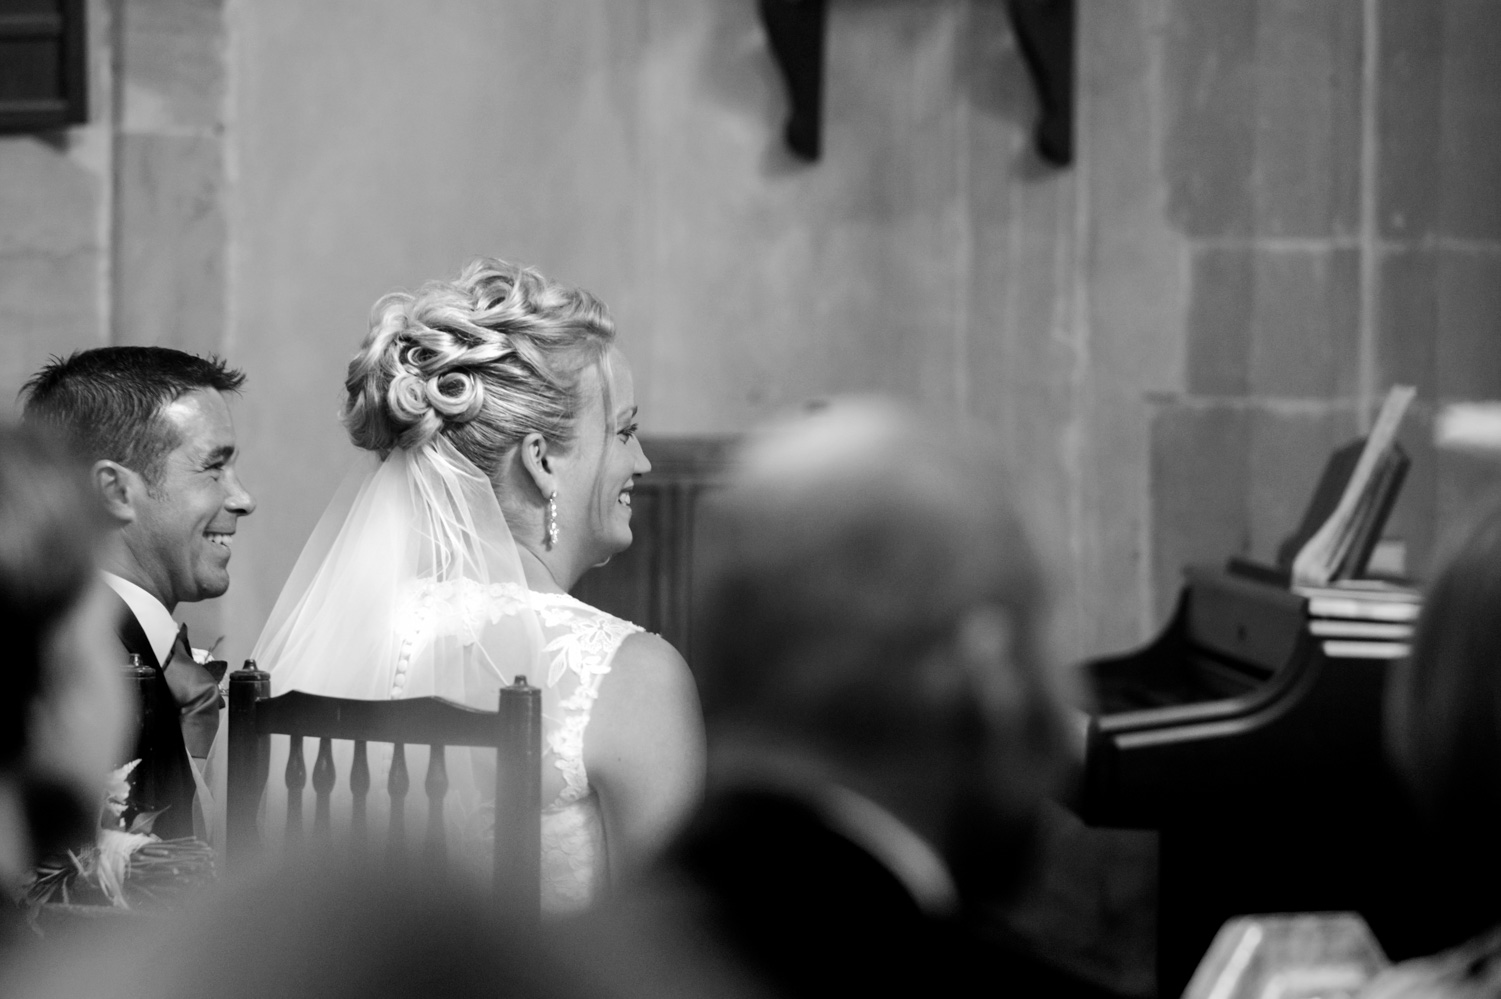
[22,346,245,483]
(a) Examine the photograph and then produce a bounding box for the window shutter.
[0,0,86,133]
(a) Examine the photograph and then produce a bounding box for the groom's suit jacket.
[111,591,198,840]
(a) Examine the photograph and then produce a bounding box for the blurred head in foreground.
[1387,497,1501,909]
[0,422,128,891]
[693,397,1073,896]
[103,863,585,999]
[9,862,587,999]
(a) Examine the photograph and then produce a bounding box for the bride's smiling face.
[553,347,650,567]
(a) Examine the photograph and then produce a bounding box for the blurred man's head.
[694,398,1072,892]
[22,346,256,611]
[0,423,130,886]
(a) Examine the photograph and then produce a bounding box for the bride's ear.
[519,432,557,499]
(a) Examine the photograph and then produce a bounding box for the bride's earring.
[546,491,560,549]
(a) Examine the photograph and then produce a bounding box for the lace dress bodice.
[528,591,642,913]
[391,583,642,912]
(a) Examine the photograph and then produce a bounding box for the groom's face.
[125,389,256,609]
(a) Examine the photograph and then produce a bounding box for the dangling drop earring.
[546,491,560,549]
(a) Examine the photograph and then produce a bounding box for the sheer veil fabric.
[212,437,548,872]
[255,437,543,703]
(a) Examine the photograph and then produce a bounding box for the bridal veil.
[229,436,546,861]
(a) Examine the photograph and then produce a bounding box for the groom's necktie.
[170,623,230,684]
[170,622,192,669]
[163,622,226,759]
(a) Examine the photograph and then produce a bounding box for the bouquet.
[20,760,217,913]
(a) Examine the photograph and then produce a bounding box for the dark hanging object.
[758,0,828,161]
[757,0,1074,168]
[1006,0,1075,166]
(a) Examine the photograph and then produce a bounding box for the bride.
[248,258,704,913]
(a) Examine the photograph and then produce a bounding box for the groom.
[23,346,256,839]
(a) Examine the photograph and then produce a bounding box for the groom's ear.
[93,460,139,526]
[519,432,556,499]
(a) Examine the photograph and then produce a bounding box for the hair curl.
[342,258,616,478]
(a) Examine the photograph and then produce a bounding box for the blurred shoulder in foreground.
[11,860,594,999]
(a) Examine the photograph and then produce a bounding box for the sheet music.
[1291,385,1416,588]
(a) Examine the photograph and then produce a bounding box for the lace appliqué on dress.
[531,593,641,914]
[385,585,640,915]
[533,595,642,808]
[390,580,528,698]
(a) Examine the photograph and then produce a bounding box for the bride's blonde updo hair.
[343,258,616,478]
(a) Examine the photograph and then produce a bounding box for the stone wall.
[1147,0,1501,622]
[11,1,1497,669]
[216,0,1166,666]
[2,0,1498,744]
[0,0,233,642]
[0,0,113,383]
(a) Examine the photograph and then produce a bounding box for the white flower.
[102,760,140,824]
[93,828,156,908]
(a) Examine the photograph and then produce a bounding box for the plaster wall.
[3,0,1499,717]
[218,0,1173,667]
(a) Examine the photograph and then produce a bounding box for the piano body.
[1079,567,1459,997]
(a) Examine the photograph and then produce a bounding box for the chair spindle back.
[226,663,542,916]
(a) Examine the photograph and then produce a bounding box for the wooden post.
[495,676,541,920]
[226,660,271,870]
[350,740,370,855]
[387,743,409,866]
[312,737,336,840]
[424,745,449,872]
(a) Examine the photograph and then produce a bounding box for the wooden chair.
[225,662,542,919]
[120,654,197,840]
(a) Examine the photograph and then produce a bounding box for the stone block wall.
[1147,0,1501,620]
[10,0,1495,669]
[0,0,113,383]
[0,0,232,642]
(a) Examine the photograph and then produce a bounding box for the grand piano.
[1078,565,1472,997]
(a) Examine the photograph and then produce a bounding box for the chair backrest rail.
[254,691,501,745]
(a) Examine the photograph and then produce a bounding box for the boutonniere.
[193,638,230,686]
[192,634,224,665]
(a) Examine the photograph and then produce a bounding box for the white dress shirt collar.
[813,783,960,918]
[102,571,178,667]
[714,751,960,918]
